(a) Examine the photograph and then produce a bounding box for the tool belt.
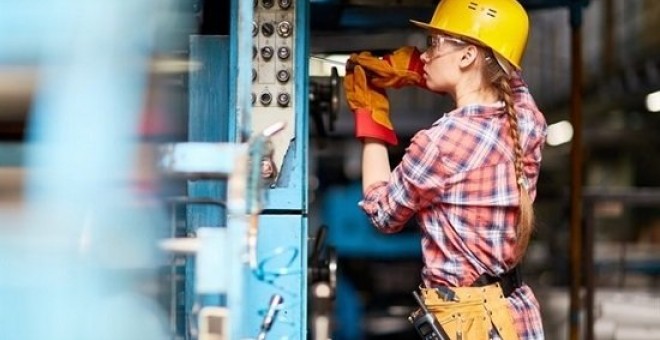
[412,267,523,340]
[418,283,520,340]
[471,266,522,297]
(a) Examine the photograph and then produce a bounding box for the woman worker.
[343,0,547,338]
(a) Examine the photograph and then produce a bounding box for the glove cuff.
[406,48,424,76]
[354,108,398,146]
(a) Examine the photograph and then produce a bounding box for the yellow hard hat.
[410,0,529,70]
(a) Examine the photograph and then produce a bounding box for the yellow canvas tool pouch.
[420,283,519,340]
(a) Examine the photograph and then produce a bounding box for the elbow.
[369,214,406,234]
[360,194,413,234]
[376,224,405,234]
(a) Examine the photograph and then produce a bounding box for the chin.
[425,82,446,94]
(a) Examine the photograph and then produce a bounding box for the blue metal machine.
[160,1,310,339]
[228,1,309,338]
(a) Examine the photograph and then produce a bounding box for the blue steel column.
[186,36,230,337]
[228,0,254,339]
[229,0,253,143]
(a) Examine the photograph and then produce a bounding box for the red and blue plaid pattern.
[360,74,547,339]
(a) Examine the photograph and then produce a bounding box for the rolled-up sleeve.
[359,131,447,233]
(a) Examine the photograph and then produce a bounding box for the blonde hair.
[482,49,535,262]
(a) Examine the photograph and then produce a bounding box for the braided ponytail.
[484,52,535,261]
[497,77,534,261]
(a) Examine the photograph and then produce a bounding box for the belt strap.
[471,266,522,297]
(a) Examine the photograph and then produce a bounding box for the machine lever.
[309,66,340,147]
[256,294,284,340]
[310,56,345,67]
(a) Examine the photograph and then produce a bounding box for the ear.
[458,45,479,69]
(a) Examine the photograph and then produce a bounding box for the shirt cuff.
[359,180,388,212]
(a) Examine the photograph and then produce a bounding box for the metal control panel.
[222,0,307,338]
[252,0,296,181]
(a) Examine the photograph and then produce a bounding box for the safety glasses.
[425,33,467,60]
[426,34,466,49]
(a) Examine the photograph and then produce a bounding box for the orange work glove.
[343,65,397,145]
[348,46,426,89]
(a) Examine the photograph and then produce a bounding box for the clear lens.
[425,34,466,59]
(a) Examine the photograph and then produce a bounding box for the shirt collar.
[432,101,505,126]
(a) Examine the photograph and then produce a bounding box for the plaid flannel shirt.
[360,74,547,339]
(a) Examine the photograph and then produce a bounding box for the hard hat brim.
[409,20,467,43]
[409,20,444,34]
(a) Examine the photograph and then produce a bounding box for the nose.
[420,49,430,64]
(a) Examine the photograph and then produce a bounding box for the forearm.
[361,138,391,194]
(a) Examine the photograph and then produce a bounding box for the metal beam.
[568,2,585,340]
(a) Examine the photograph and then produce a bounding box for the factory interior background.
[1,0,659,339]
